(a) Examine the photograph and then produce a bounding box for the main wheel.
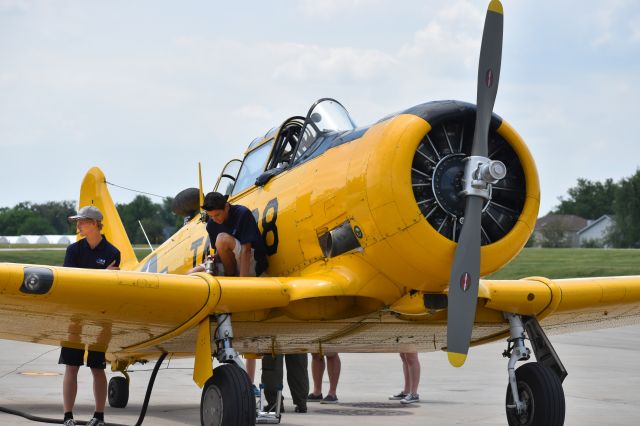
[201,364,256,426]
[108,376,129,408]
[505,362,565,426]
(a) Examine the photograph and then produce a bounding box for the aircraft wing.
[3,262,640,364]
[0,262,354,356]
[459,276,640,347]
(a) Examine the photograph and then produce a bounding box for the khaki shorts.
[230,237,256,276]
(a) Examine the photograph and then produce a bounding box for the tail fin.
[78,167,138,270]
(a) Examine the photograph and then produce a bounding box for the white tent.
[0,236,9,244]
[55,235,76,245]
[36,235,50,244]
[21,235,44,244]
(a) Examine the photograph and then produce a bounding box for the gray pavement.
[1,324,639,425]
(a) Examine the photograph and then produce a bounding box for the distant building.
[533,214,589,248]
[577,215,614,248]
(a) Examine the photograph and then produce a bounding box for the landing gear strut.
[200,314,256,426]
[503,314,566,426]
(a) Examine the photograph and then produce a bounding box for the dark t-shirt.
[206,204,268,275]
[63,236,121,269]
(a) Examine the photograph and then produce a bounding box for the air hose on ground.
[0,352,168,426]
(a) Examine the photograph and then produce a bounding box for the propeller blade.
[447,197,483,367]
[473,0,503,157]
[446,0,504,368]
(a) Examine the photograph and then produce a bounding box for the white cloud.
[297,0,383,19]
[232,104,274,121]
[398,1,483,77]
[270,43,397,82]
[0,0,30,13]
[1,0,639,215]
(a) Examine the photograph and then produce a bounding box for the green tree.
[0,201,76,235]
[159,197,184,238]
[17,216,55,235]
[0,203,38,235]
[554,178,617,220]
[608,170,640,248]
[116,195,181,245]
[32,201,76,234]
[540,221,569,248]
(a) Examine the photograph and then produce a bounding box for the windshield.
[293,99,356,162]
[308,99,356,133]
[232,140,274,195]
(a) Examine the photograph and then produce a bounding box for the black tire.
[506,362,565,426]
[201,364,256,426]
[108,376,129,409]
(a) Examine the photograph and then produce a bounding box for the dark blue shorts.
[59,347,106,369]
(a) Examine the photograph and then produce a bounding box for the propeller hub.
[461,156,506,199]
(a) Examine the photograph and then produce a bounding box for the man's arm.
[107,249,121,270]
[239,242,253,277]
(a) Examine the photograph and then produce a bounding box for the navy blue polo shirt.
[206,204,268,275]
[64,236,121,269]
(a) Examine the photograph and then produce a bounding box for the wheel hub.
[512,382,533,425]
[202,385,224,426]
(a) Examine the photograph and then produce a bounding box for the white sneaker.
[63,420,76,426]
[400,393,420,404]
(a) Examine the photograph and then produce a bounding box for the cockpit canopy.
[215,98,356,197]
[294,98,356,162]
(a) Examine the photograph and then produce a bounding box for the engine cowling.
[348,101,539,293]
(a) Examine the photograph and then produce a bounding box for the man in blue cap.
[60,205,120,426]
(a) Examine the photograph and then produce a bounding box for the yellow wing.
[3,261,640,365]
[0,262,364,355]
[478,276,640,342]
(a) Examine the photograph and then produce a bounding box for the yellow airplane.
[1,1,639,425]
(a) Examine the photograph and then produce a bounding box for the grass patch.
[1,247,639,278]
[487,248,640,279]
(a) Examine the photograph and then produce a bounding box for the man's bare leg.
[246,358,256,383]
[63,365,80,413]
[326,353,341,396]
[311,354,325,395]
[91,368,107,412]
[400,353,410,394]
[215,233,238,276]
[404,353,420,394]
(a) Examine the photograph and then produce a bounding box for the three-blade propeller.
[446,0,504,367]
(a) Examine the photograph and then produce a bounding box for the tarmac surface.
[1,324,639,425]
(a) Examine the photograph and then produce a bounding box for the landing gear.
[108,375,129,408]
[503,314,566,426]
[505,362,565,426]
[200,314,256,426]
[201,364,255,426]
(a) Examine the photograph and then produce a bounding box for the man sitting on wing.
[195,191,268,277]
[191,191,268,395]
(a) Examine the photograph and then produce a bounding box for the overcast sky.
[1,0,639,216]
